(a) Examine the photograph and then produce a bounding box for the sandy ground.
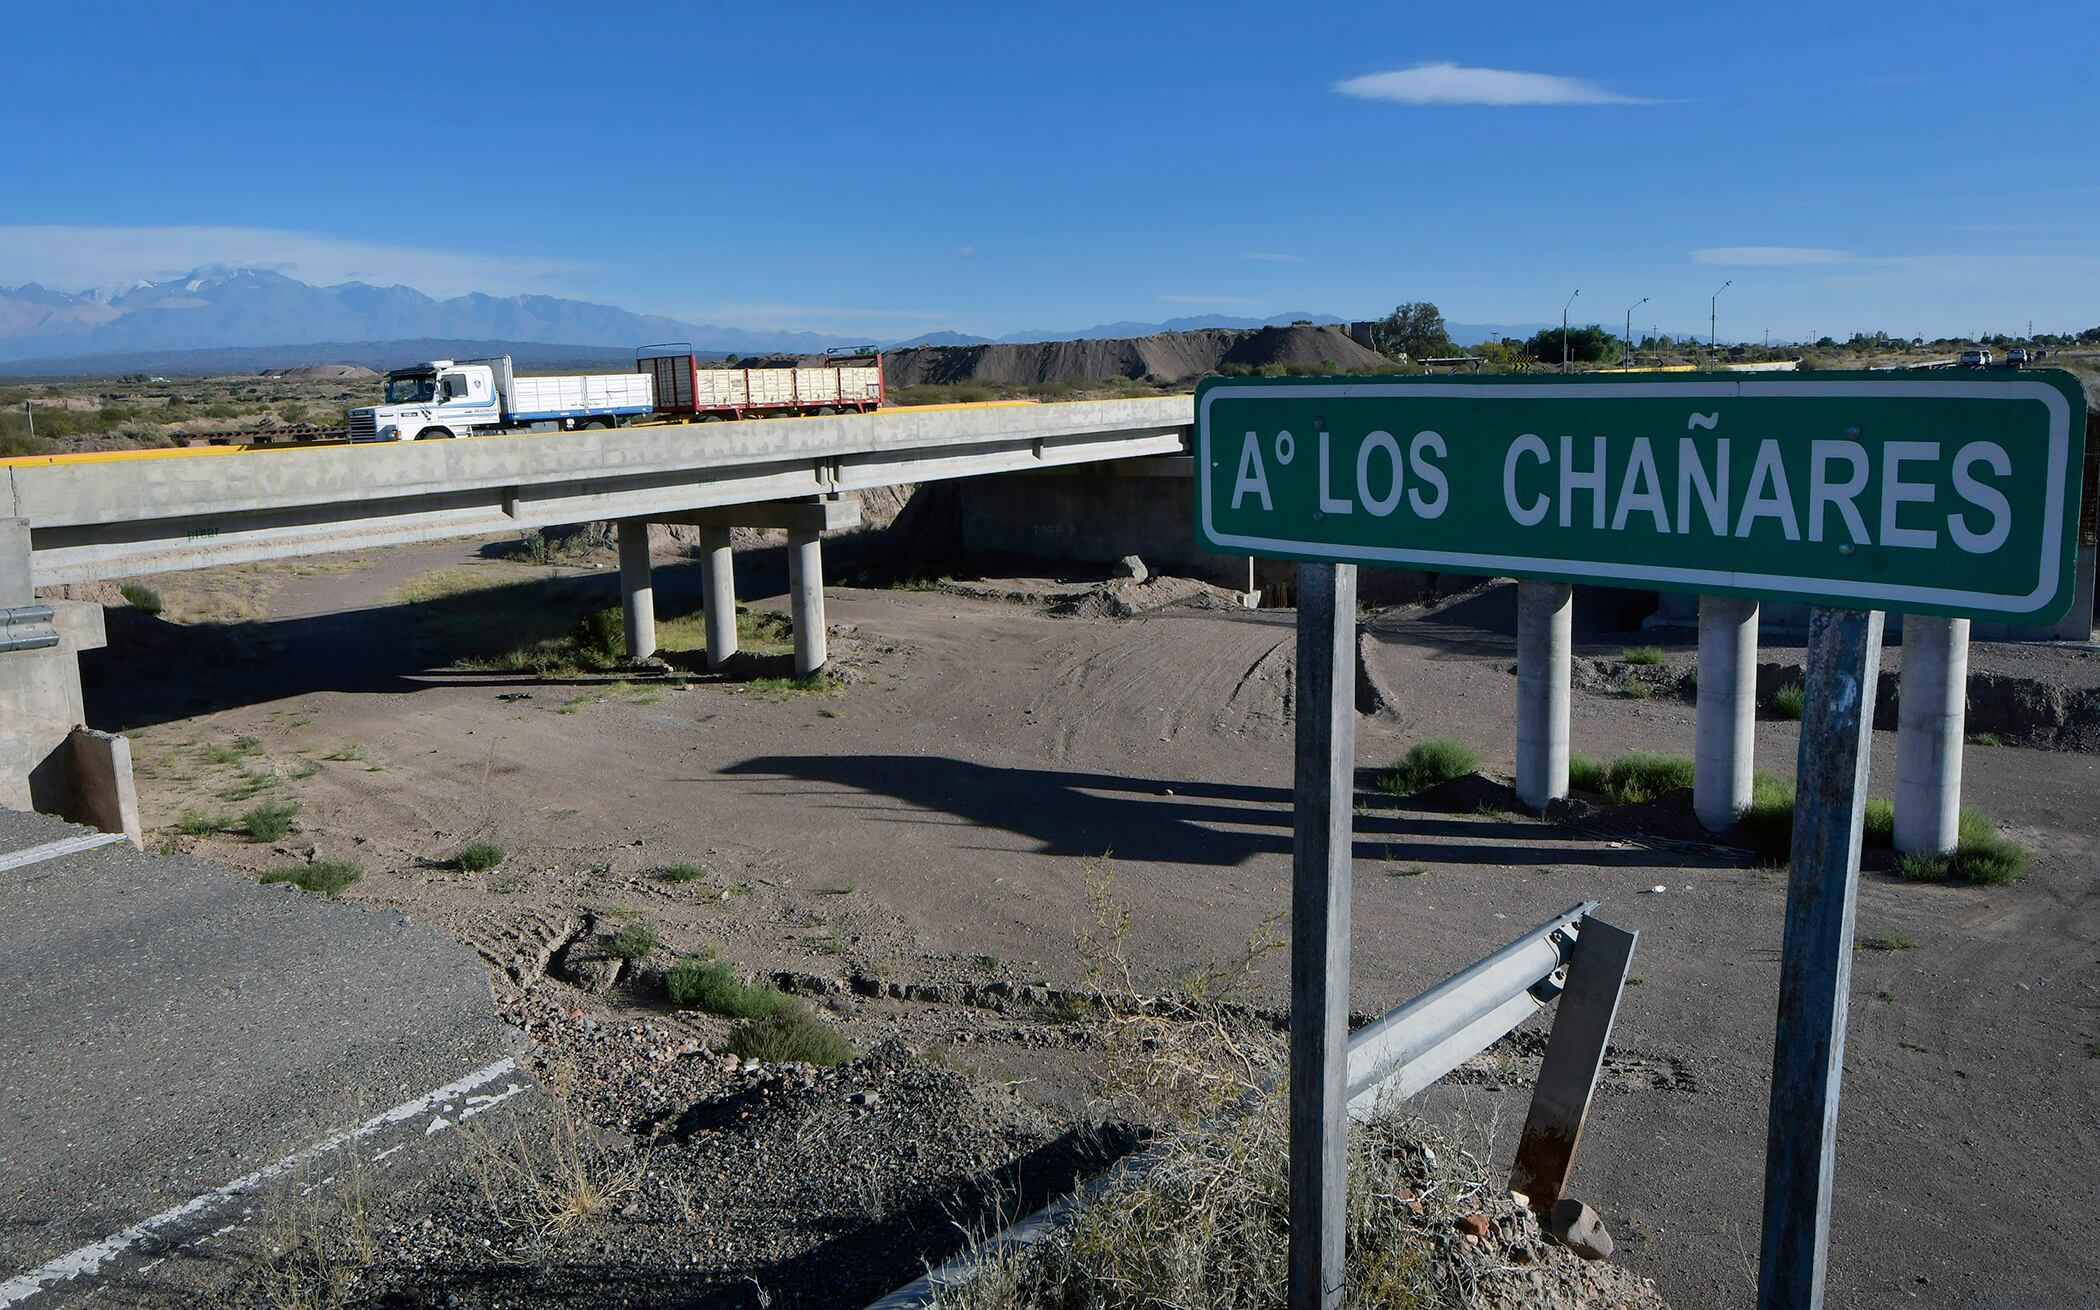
[80,538,2100,1310]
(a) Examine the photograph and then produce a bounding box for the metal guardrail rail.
[865,902,1635,1310]
[0,604,57,653]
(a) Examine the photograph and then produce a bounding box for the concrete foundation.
[617,520,656,660]
[1694,596,1760,831]
[1895,616,1969,854]
[69,727,141,847]
[699,527,737,670]
[788,529,827,676]
[1515,581,1573,810]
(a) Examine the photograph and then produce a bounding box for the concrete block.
[68,728,141,848]
[1,519,28,606]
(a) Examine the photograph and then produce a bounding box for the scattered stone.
[1110,554,1148,582]
[849,1090,881,1108]
[1457,1212,1492,1239]
[1548,1197,1615,1260]
[551,934,624,995]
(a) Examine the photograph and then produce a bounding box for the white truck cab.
[353,360,502,441]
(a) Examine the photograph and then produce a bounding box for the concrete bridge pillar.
[617,520,656,661]
[1694,596,1760,831]
[1895,616,1969,854]
[788,529,827,676]
[1515,580,1572,810]
[699,527,738,670]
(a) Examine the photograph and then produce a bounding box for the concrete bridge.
[1,398,1192,829]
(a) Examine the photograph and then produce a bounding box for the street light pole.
[1624,297,1648,368]
[1711,280,1732,368]
[1562,289,1580,374]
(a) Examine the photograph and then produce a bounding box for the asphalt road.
[0,808,522,1305]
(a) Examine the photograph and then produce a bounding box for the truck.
[1959,347,1994,368]
[348,356,654,442]
[637,343,884,420]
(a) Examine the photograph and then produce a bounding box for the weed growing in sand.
[487,871,526,894]
[1774,682,1807,720]
[324,744,367,762]
[1623,682,1654,700]
[1387,862,1431,878]
[218,769,282,803]
[289,759,321,780]
[250,1145,376,1310]
[1622,645,1666,665]
[120,583,163,615]
[198,735,264,766]
[1895,809,2030,885]
[805,921,850,955]
[260,861,362,897]
[455,841,505,872]
[1575,751,1694,805]
[727,1003,852,1066]
[1377,738,1478,796]
[175,808,225,836]
[1858,930,1918,951]
[608,920,660,960]
[463,1081,643,1242]
[655,862,710,883]
[242,798,299,842]
[1567,753,1609,794]
[666,958,785,1018]
[744,673,844,703]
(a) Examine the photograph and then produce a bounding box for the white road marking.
[0,1056,523,1306]
[0,834,124,874]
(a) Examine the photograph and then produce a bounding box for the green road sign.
[1195,371,2087,623]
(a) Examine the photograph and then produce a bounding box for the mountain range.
[0,266,1546,373]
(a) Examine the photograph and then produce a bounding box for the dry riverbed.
[69,536,2100,1309]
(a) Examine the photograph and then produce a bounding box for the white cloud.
[0,224,596,299]
[1692,246,1855,267]
[1159,294,1259,306]
[1335,63,1653,106]
[953,244,976,257]
[1241,252,1305,264]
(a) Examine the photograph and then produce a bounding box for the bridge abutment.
[1,518,137,842]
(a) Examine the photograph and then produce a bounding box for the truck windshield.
[385,374,437,404]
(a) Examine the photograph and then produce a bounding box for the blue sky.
[4,2,2095,341]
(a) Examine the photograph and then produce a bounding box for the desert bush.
[571,606,626,662]
[608,920,660,960]
[175,809,225,836]
[1774,682,1806,719]
[1621,645,1666,665]
[1376,739,1479,796]
[242,799,299,842]
[456,841,505,872]
[1567,753,1609,794]
[666,958,784,1018]
[655,861,709,882]
[1598,751,1693,804]
[120,583,164,615]
[260,861,362,897]
[726,1003,852,1066]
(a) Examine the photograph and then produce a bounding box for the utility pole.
[1563,289,1580,374]
[1711,281,1732,368]
[1624,297,1648,369]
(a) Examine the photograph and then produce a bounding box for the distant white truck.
[1959,347,1994,368]
[348,356,653,441]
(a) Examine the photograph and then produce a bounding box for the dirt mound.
[257,364,379,379]
[885,325,1390,388]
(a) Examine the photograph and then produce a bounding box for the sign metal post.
[1288,560,1355,1309]
[1758,606,1884,1308]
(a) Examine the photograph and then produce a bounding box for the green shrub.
[241,798,299,842]
[120,583,163,615]
[1622,645,1666,666]
[1377,739,1479,796]
[259,861,362,897]
[1774,682,1806,720]
[726,1003,853,1066]
[609,920,660,960]
[456,841,505,872]
[175,809,224,837]
[1567,754,1609,794]
[667,958,785,1018]
[571,606,627,662]
[1862,797,1895,848]
[1737,773,1798,860]
[1600,751,1694,804]
[656,862,709,882]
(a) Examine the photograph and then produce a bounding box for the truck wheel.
[417,427,454,440]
